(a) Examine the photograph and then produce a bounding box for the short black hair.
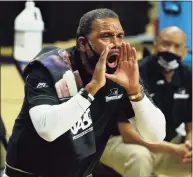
[76,8,119,39]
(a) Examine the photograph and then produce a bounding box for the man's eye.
[175,44,180,49]
[162,41,171,46]
[102,34,111,38]
[118,34,124,38]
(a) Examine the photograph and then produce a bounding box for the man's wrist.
[127,84,142,95]
[85,81,100,96]
[127,85,144,102]
[79,88,94,103]
[148,141,175,154]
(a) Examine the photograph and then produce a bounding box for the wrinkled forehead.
[91,18,124,33]
[158,31,186,45]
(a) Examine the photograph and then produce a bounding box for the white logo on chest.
[105,88,123,102]
[174,89,189,99]
[71,109,92,135]
[36,82,48,88]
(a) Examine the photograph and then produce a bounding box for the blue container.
[159,1,192,67]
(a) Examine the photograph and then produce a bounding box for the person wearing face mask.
[3,9,165,177]
[100,26,192,177]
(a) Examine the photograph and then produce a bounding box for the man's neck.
[163,71,175,83]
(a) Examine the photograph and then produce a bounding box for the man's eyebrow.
[118,32,125,35]
[163,39,183,45]
[100,31,125,34]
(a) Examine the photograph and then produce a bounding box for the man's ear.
[180,48,187,62]
[182,47,188,61]
[77,37,87,52]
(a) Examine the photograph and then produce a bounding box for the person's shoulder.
[34,46,59,58]
[180,63,192,78]
[25,46,77,82]
[66,46,79,61]
[138,55,153,68]
[66,46,76,54]
[181,63,192,72]
[35,46,76,58]
[26,62,52,82]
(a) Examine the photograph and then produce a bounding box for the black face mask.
[85,41,100,69]
[85,40,117,74]
[155,51,182,72]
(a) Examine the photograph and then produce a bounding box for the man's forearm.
[129,94,166,143]
[121,127,174,154]
[29,92,93,142]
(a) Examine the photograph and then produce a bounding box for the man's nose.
[167,45,176,54]
[111,36,122,47]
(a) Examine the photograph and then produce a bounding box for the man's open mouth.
[107,48,120,68]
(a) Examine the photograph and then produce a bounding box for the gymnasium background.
[0,1,192,173]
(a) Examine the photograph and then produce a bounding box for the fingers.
[126,43,132,61]
[127,43,137,63]
[99,43,114,64]
[55,79,70,98]
[119,42,137,62]
[105,73,117,83]
[182,157,192,163]
[119,43,123,62]
[184,151,192,158]
[185,140,192,150]
[117,43,124,68]
[55,81,63,98]
[132,47,137,63]
[62,80,71,97]
[182,148,192,163]
[119,42,127,62]
[123,42,127,61]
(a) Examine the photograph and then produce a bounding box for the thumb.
[99,43,114,64]
[105,73,117,82]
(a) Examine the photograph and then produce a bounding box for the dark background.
[0,1,152,46]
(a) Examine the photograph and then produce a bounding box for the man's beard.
[85,42,117,74]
